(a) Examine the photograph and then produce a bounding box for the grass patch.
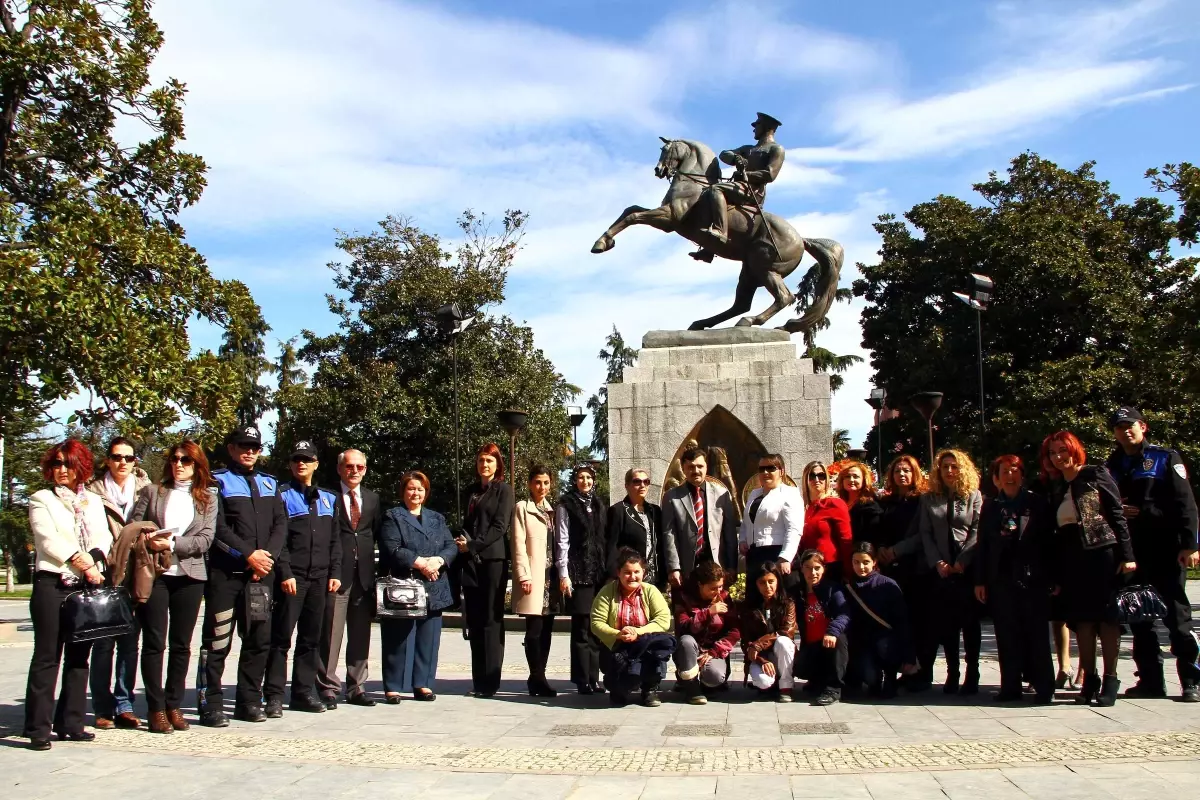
[0,590,31,599]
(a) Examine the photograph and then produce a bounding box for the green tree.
[854,153,1198,478]
[832,428,851,461]
[1,411,52,589]
[794,272,861,392]
[218,281,273,430]
[0,0,250,437]
[287,211,576,522]
[586,326,638,456]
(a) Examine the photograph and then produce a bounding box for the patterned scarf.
[54,484,96,554]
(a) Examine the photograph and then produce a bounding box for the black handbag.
[1113,584,1167,625]
[61,585,135,643]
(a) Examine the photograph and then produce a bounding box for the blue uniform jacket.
[277,481,342,583]
[211,466,287,574]
[380,506,459,613]
[1106,443,1199,555]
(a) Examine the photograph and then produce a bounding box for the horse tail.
[783,238,845,334]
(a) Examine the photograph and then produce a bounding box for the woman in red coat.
[798,461,853,579]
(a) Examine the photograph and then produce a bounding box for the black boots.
[1075,672,1101,704]
[1096,674,1121,707]
[959,665,980,696]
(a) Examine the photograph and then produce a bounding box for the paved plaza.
[2,594,1199,798]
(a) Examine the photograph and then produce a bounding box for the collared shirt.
[340,481,361,521]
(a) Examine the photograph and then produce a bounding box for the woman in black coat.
[556,463,608,694]
[379,471,458,702]
[606,467,666,590]
[454,444,514,698]
[973,455,1055,704]
[1041,431,1136,707]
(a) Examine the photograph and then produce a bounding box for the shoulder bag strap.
[842,581,892,630]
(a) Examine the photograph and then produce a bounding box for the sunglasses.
[233,443,262,453]
[48,458,68,469]
[169,455,194,466]
[292,456,317,464]
[108,454,138,464]
[342,464,367,472]
[758,465,779,473]
[628,478,651,487]
[808,473,828,482]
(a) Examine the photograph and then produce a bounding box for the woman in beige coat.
[511,464,558,697]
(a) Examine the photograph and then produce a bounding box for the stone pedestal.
[607,330,833,504]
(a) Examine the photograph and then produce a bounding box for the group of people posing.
[21,406,1199,749]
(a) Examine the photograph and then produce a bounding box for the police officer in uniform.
[199,426,287,726]
[263,441,342,716]
[1106,407,1200,702]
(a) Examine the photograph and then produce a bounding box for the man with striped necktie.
[662,447,740,588]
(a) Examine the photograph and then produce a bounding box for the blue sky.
[148,0,1199,449]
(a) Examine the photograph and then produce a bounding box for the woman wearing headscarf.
[555,463,608,694]
[24,440,113,751]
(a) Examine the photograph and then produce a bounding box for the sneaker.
[776,689,794,704]
[815,689,841,706]
[688,692,708,706]
[1182,685,1200,703]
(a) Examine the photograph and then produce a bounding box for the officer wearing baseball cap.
[1105,406,1200,701]
[198,425,287,725]
[262,441,342,717]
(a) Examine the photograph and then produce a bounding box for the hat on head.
[755,111,783,130]
[228,425,262,447]
[1109,406,1145,427]
[291,440,318,460]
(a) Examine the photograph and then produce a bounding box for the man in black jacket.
[263,441,342,716]
[1106,407,1200,702]
[199,426,287,726]
[316,448,382,709]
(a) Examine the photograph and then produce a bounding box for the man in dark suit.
[316,448,382,708]
[661,447,739,587]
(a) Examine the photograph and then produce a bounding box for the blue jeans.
[89,621,140,716]
[381,613,443,692]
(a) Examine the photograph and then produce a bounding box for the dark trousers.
[796,637,848,691]
[199,567,271,711]
[600,632,676,694]
[570,614,601,686]
[990,581,1054,697]
[849,631,907,689]
[933,575,981,677]
[462,559,506,694]
[316,577,373,699]
[381,613,443,691]
[265,574,328,702]
[136,575,204,712]
[89,620,139,717]
[24,572,92,739]
[907,576,939,685]
[523,615,555,682]
[1130,562,1200,689]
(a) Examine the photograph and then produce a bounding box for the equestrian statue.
[591,112,844,333]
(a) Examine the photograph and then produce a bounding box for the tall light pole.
[568,406,587,466]
[497,410,529,482]
[435,303,475,527]
[953,273,993,449]
[909,391,944,474]
[865,388,886,475]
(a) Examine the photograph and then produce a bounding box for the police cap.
[291,440,318,460]
[1109,406,1146,427]
[227,425,263,447]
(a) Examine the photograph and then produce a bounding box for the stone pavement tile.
[715,774,790,798]
[564,775,646,800]
[1140,759,1200,786]
[943,717,1015,739]
[499,735,554,747]
[496,773,580,799]
[1001,765,1118,799]
[996,717,1079,737]
[640,775,717,798]
[1057,715,1129,734]
[722,735,785,747]
[931,768,1030,800]
[430,771,515,799]
[789,774,871,798]
[862,771,944,799]
[779,733,844,747]
[357,772,444,799]
[1070,763,1180,799]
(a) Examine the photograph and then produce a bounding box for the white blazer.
[739,484,804,562]
[28,488,114,577]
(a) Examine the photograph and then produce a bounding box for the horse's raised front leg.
[736,262,795,327]
[591,205,674,253]
[688,269,756,330]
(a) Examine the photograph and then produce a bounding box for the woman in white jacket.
[24,440,114,751]
[740,454,804,585]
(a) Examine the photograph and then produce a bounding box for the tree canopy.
[281,211,577,520]
[855,153,1200,484]
[0,0,252,438]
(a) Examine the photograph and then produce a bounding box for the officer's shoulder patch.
[1175,463,1188,479]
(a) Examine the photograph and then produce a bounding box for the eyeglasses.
[628,478,651,487]
[292,456,317,464]
[108,454,138,464]
[48,458,67,468]
[808,473,827,482]
[342,464,367,472]
[169,455,194,466]
[758,465,779,473]
[234,444,262,453]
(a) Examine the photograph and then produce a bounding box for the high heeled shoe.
[1055,669,1077,690]
[1075,672,1101,705]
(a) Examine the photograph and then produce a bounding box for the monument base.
[607,330,833,506]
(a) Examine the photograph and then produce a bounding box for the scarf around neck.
[54,484,97,553]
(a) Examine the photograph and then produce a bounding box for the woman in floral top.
[672,560,740,705]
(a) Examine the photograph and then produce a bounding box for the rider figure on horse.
[694,112,785,260]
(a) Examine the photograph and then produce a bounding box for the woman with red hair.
[1041,431,1136,707]
[455,443,514,698]
[24,440,113,751]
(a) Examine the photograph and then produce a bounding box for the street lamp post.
[908,391,944,474]
[497,410,529,482]
[435,303,475,527]
[953,273,993,449]
[865,388,887,474]
[568,406,587,466]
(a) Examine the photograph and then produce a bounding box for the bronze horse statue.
[591,138,843,333]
